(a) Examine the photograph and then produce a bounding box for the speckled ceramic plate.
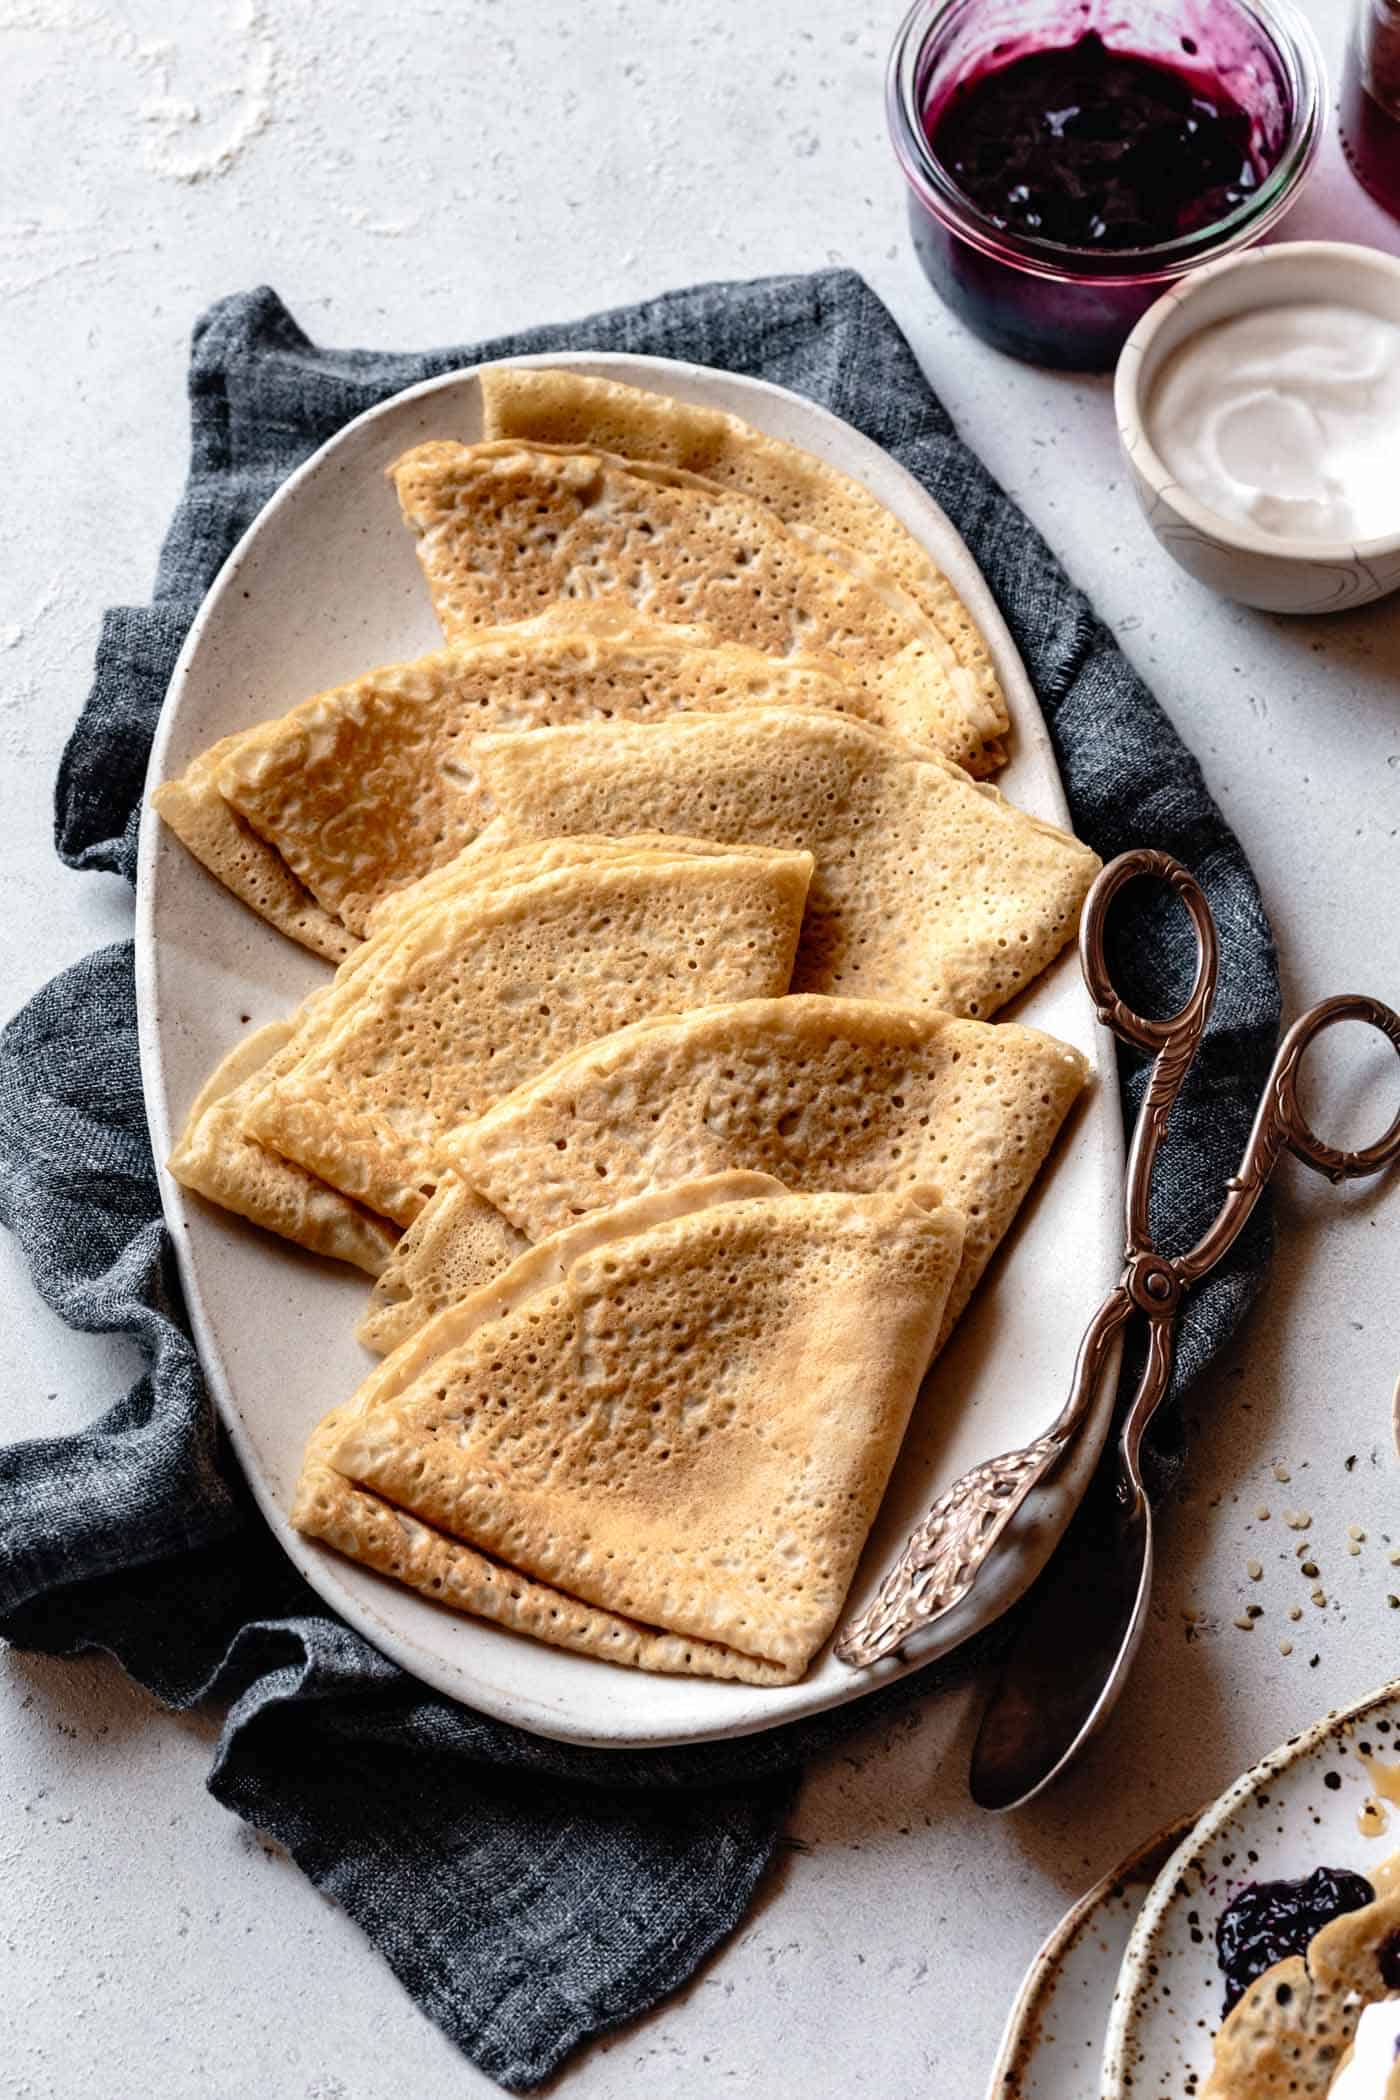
[1103,1679,1400,2096]
[986,1815,1197,2100]
[135,350,1124,1746]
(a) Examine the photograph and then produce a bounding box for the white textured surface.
[1,2,1398,2095]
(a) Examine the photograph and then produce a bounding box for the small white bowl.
[1115,240,1400,614]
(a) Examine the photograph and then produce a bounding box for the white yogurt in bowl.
[1147,303,1400,543]
[1115,241,1400,613]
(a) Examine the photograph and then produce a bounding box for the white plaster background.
[1,1,1398,2093]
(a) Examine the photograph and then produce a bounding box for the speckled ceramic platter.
[135,350,1124,1747]
[1103,1680,1400,2096]
[986,1815,1197,2100]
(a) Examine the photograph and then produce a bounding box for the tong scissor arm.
[837,846,1400,1673]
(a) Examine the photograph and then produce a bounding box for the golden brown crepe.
[296,1173,804,1683]
[356,1173,529,1345]
[244,842,813,1225]
[357,994,1086,1355]
[468,707,1100,1018]
[480,364,1009,770]
[300,1177,964,1680]
[214,625,875,937]
[152,738,355,963]
[357,827,802,945]
[168,1019,400,1275]
[168,835,810,1264]
[389,438,996,769]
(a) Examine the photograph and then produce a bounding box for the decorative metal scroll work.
[835,850,1400,1674]
[835,1433,1064,1668]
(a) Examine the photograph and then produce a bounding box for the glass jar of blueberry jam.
[887,0,1324,369]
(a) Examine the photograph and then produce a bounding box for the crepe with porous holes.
[389,438,993,768]
[308,1179,964,1679]
[362,994,1086,1353]
[170,835,804,1263]
[470,708,1099,1017]
[355,1173,528,1352]
[358,828,807,946]
[152,740,355,963]
[167,1020,399,1275]
[480,364,1009,770]
[244,843,812,1225]
[217,626,876,936]
[296,1175,801,1682]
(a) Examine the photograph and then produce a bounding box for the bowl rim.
[1114,238,1400,563]
[885,0,1325,288]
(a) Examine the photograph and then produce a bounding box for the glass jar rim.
[887,0,1326,286]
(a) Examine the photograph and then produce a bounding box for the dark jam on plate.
[928,30,1263,251]
[1216,1866,1376,2014]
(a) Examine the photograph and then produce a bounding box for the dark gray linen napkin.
[0,270,1279,2090]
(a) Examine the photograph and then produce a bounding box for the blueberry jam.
[1216,1867,1375,2015]
[927,30,1265,251]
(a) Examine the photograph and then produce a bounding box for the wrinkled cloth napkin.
[0,270,1279,2090]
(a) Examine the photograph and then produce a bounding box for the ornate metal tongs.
[837,851,1400,1757]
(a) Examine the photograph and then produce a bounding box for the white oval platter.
[135,350,1124,1747]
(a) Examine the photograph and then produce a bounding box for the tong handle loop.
[1270,994,1400,1184]
[1079,849,1219,1058]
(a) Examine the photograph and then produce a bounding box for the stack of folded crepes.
[154,369,1101,1685]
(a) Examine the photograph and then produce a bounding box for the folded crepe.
[360,994,1087,1355]
[152,735,356,963]
[389,438,993,770]
[469,707,1100,1018]
[480,364,1009,771]
[168,1018,401,1275]
[297,1173,799,1683]
[354,825,787,944]
[297,1175,965,1681]
[244,841,814,1226]
[211,623,874,938]
[168,834,805,1266]
[356,1172,527,1340]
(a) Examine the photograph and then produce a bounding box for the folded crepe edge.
[296,1172,811,1682]
[320,1181,965,1676]
[216,618,868,936]
[291,1415,801,1685]
[355,1173,530,1355]
[243,844,816,1226]
[477,365,1011,766]
[433,992,1092,1354]
[388,435,1004,774]
[151,740,357,964]
[167,1019,401,1277]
